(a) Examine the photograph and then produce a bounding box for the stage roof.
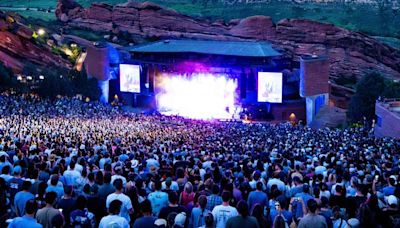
[126,40,281,57]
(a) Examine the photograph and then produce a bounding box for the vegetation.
[67,28,107,41]
[347,72,400,123]
[334,74,358,89]
[36,67,100,99]
[0,61,100,100]
[0,63,17,91]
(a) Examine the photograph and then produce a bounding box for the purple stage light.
[156,73,238,120]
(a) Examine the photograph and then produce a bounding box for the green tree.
[38,66,73,98]
[347,72,386,122]
[382,80,400,98]
[0,63,15,91]
[71,66,101,100]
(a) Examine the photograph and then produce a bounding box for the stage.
[108,39,308,122]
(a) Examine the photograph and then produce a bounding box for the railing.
[377,98,400,104]
[383,98,400,103]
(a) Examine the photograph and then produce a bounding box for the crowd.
[0,93,400,228]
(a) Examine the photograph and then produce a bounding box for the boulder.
[55,0,82,19]
[0,12,71,73]
[229,15,276,40]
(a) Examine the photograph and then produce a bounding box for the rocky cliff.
[0,11,71,73]
[56,0,400,81]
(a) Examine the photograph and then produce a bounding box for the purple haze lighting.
[156,73,238,120]
[175,61,210,73]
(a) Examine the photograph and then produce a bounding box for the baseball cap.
[388,195,398,206]
[174,212,186,227]
[389,175,398,185]
[13,165,22,174]
[154,218,167,228]
[347,218,360,228]
[131,159,139,168]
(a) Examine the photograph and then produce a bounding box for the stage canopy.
[125,39,281,58]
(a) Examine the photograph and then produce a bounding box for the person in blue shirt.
[46,175,64,199]
[293,184,314,219]
[382,176,397,196]
[133,199,157,228]
[8,166,24,204]
[247,182,268,213]
[14,181,35,217]
[9,199,42,228]
[270,199,293,225]
[289,176,304,197]
[148,180,169,216]
[190,195,210,228]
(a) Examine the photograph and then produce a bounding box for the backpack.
[390,214,400,228]
[167,212,178,228]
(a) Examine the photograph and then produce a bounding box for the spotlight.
[37,28,46,36]
[39,75,45,80]
[26,76,33,80]
[17,75,22,81]
[64,48,73,56]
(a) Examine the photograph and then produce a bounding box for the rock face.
[56,0,400,81]
[0,11,71,73]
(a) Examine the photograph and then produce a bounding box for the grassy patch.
[1,0,399,40]
[373,36,400,50]
[76,0,127,7]
[17,10,56,20]
[0,0,56,8]
[67,28,107,41]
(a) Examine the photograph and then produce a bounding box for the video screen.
[155,73,238,119]
[257,72,283,103]
[120,64,140,93]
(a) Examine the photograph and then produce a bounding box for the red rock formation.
[56,0,400,81]
[0,11,72,72]
[55,0,82,22]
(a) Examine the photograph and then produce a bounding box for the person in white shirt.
[106,179,133,223]
[110,166,127,186]
[99,199,129,228]
[249,171,266,191]
[212,191,238,228]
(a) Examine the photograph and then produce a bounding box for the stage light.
[37,28,46,36]
[39,75,45,80]
[17,75,22,81]
[64,48,73,56]
[26,76,33,81]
